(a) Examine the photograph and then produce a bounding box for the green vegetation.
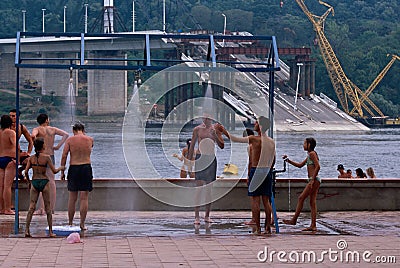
[0,0,399,116]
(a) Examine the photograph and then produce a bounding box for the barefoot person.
[220,116,275,234]
[172,138,195,178]
[24,138,65,237]
[282,137,321,232]
[0,115,17,215]
[61,122,93,230]
[31,113,69,214]
[187,115,225,225]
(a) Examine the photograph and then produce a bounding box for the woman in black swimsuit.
[23,138,65,237]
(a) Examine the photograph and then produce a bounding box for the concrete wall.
[87,51,127,115]
[13,178,400,211]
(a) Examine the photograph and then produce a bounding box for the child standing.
[282,137,320,231]
[24,138,65,237]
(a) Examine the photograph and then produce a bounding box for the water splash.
[203,80,214,117]
[67,77,76,124]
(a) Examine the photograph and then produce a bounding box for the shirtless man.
[9,109,33,158]
[187,115,225,225]
[31,113,69,214]
[337,164,348,178]
[219,116,276,234]
[0,115,17,215]
[61,122,94,230]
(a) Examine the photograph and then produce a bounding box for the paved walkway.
[0,211,399,267]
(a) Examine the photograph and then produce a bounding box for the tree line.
[0,0,399,117]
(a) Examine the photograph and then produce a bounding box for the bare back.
[0,129,16,158]
[249,135,275,168]
[32,126,68,155]
[27,154,58,180]
[62,134,93,165]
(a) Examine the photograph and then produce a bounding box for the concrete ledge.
[13,178,400,211]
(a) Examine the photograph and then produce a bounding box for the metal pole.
[64,6,67,33]
[14,33,21,233]
[42,8,46,33]
[294,62,303,110]
[222,13,226,47]
[163,0,166,32]
[22,10,26,32]
[132,1,135,32]
[84,4,88,34]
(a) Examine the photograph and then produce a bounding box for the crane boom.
[295,0,385,118]
[350,54,400,115]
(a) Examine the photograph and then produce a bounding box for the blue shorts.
[248,167,272,197]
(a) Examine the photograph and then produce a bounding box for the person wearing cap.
[31,113,69,214]
[337,164,348,178]
[61,122,94,231]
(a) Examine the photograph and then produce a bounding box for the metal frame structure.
[14,32,281,234]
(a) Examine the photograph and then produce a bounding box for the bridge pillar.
[87,51,127,115]
[289,58,316,97]
[41,52,77,96]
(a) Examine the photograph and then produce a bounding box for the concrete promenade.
[0,211,399,267]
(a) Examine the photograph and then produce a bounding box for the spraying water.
[67,68,76,124]
[203,80,214,117]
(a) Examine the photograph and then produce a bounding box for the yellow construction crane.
[295,0,386,118]
[350,54,400,115]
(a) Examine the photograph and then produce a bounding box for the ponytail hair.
[34,137,45,157]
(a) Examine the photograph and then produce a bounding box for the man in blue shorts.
[219,116,276,234]
[61,122,93,230]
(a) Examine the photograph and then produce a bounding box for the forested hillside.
[0,0,399,116]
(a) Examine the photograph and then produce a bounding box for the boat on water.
[357,117,400,128]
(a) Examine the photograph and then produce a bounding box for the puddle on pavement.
[1,215,339,238]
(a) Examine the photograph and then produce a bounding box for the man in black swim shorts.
[187,115,225,225]
[61,122,94,230]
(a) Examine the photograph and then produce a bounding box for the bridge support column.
[87,51,127,115]
[42,52,77,96]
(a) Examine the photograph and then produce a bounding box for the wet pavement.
[0,211,399,267]
[1,211,400,238]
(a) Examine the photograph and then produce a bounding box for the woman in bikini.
[282,137,321,232]
[24,138,65,237]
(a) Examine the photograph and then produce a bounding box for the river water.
[20,122,400,179]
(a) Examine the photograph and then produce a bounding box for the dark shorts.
[0,157,14,169]
[194,154,217,183]
[248,167,272,197]
[67,164,93,192]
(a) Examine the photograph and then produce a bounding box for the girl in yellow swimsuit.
[282,137,321,232]
[23,138,65,238]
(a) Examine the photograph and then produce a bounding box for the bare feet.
[244,220,256,225]
[204,217,213,223]
[80,225,88,231]
[283,219,296,225]
[4,210,15,215]
[25,233,31,238]
[264,228,272,235]
[251,228,261,235]
[302,226,317,232]
[49,232,57,238]
[194,218,200,225]
[0,210,4,215]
